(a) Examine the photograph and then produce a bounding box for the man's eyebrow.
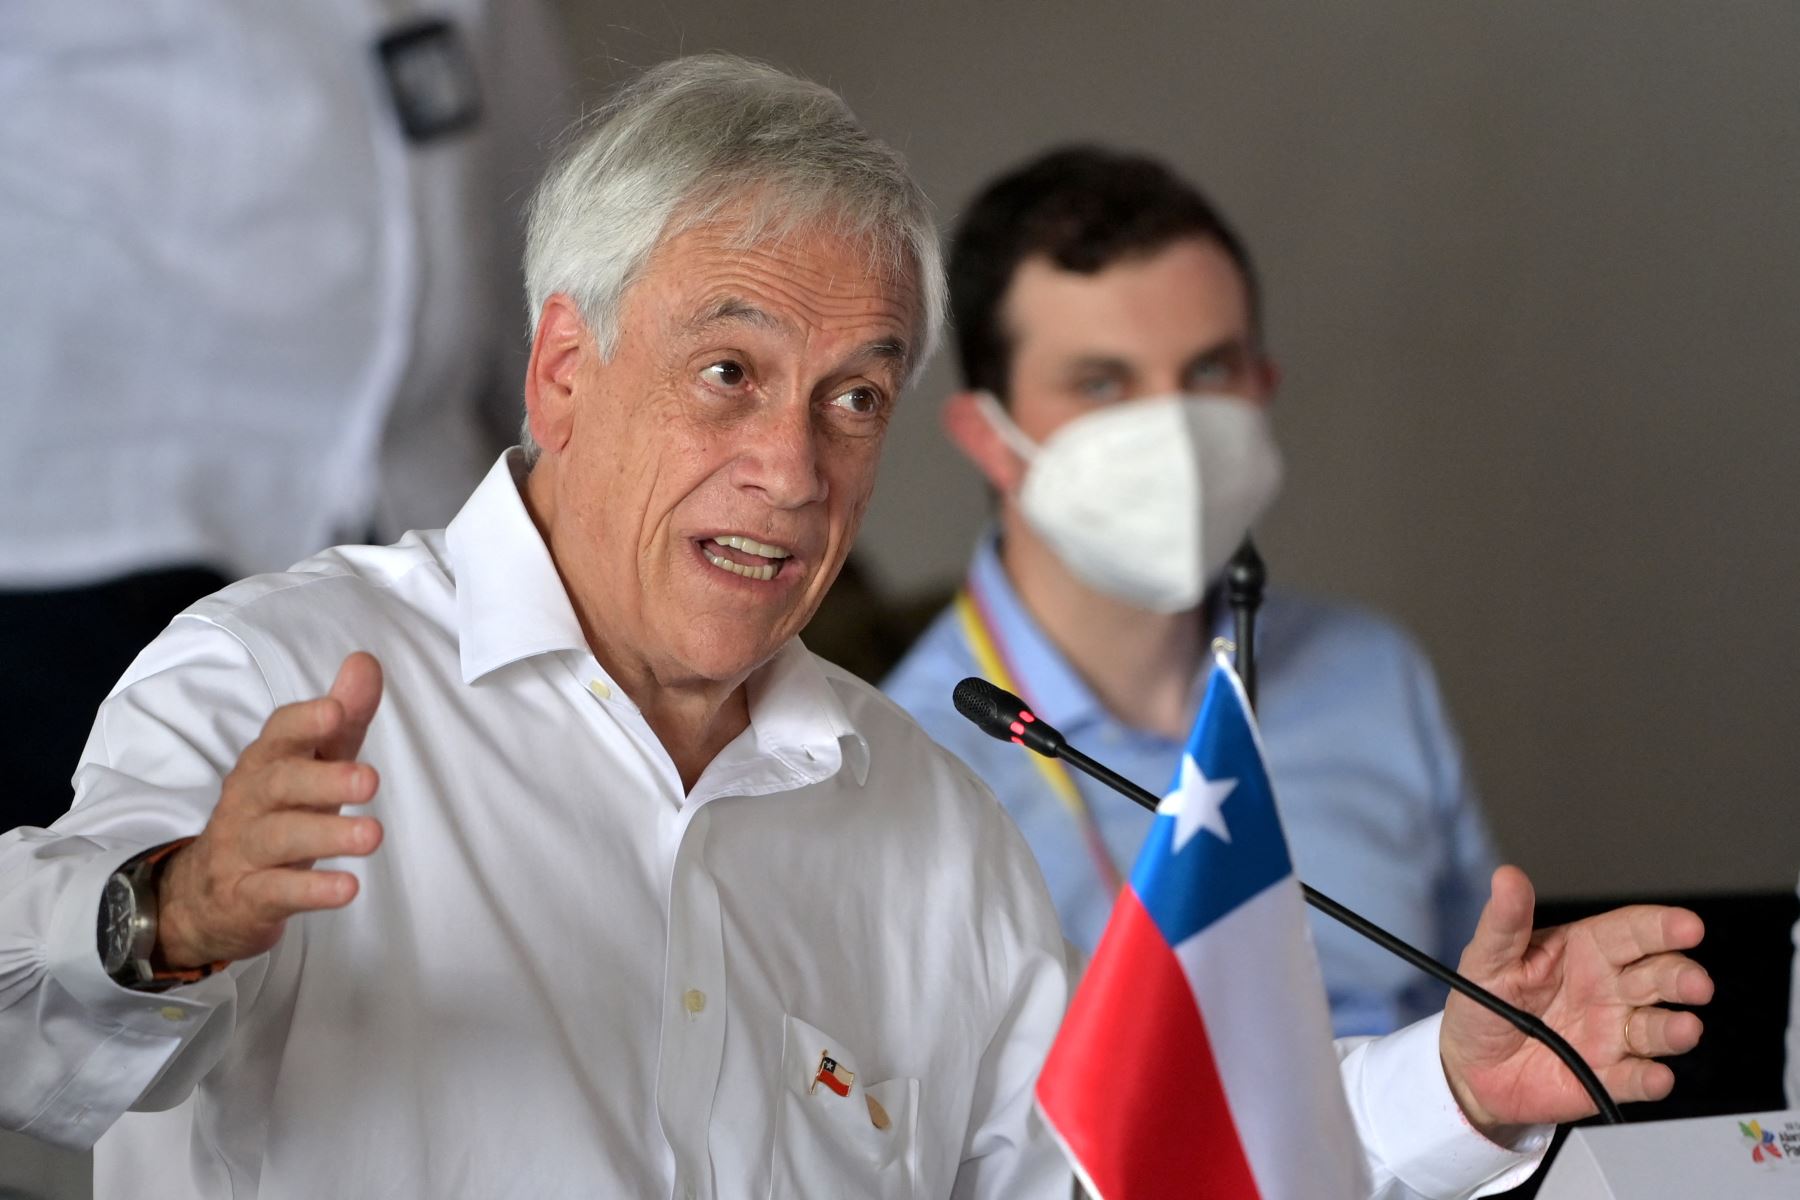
[684,297,788,335]
[855,336,911,373]
[1061,355,1132,376]
[684,295,914,376]
[1061,337,1252,375]
[1185,335,1255,363]
[688,297,912,375]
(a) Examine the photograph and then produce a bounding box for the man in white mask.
[884,146,1498,1037]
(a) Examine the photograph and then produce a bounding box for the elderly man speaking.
[0,56,1709,1198]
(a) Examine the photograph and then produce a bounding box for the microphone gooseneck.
[1225,538,1266,709]
[953,675,1624,1126]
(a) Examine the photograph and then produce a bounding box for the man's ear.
[942,390,1027,494]
[523,295,592,456]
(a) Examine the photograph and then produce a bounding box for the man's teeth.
[704,549,779,581]
[702,536,790,582]
[714,535,791,560]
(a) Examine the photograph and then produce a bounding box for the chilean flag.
[1036,654,1365,1199]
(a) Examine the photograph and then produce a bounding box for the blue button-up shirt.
[883,537,1498,1036]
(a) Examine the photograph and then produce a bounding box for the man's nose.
[731,398,828,509]
[1138,372,1188,399]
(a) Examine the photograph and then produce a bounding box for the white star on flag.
[1158,754,1238,853]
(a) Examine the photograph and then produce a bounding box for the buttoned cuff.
[30,845,238,1145]
[1352,1013,1553,1199]
[48,846,232,1027]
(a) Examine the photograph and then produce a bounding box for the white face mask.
[977,391,1284,613]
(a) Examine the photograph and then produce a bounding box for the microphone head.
[952,676,1010,736]
[952,677,1065,757]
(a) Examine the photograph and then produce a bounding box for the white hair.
[519,54,946,459]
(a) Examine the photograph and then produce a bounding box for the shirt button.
[682,988,707,1017]
[588,679,612,700]
[158,1005,186,1022]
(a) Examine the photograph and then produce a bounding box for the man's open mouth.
[699,535,793,582]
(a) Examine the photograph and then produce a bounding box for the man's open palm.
[1439,866,1713,1133]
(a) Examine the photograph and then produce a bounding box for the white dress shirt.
[0,0,571,587]
[0,454,1545,1198]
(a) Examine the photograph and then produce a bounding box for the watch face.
[100,874,137,976]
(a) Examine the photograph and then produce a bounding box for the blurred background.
[4,2,1798,1195]
[552,0,1800,901]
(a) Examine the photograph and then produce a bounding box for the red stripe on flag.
[1037,890,1261,1199]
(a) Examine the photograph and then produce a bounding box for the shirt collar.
[966,531,1236,734]
[446,450,591,684]
[742,637,871,789]
[965,531,1108,731]
[445,450,869,787]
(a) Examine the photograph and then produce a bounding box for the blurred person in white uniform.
[0,0,574,833]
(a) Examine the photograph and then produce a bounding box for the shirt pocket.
[767,1013,919,1200]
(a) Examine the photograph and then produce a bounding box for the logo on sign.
[1742,1120,1783,1163]
[1738,1118,1800,1166]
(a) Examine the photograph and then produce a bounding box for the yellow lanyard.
[955,587,1125,895]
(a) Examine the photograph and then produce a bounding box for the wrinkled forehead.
[644,195,928,352]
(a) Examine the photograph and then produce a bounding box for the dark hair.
[948,145,1260,400]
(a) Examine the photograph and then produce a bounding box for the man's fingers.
[234,654,385,771]
[319,653,384,762]
[1601,1056,1677,1106]
[246,810,383,868]
[1615,952,1714,1008]
[252,758,379,813]
[1459,865,1537,979]
[238,695,353,770]
[1588,904,1704,968]
[239,867,359,924]
[1622,1006,1704,1059]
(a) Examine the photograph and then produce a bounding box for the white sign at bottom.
[1536,1108,1800,1198]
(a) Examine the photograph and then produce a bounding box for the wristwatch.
[97,840,217,992]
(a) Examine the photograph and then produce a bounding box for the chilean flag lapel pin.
[812,1052,854,1097]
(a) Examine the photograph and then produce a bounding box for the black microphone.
[1225,538,1266,709]
[952,675,1624,1126]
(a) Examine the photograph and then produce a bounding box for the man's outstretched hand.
[1439,866,1712,1138]
[154,653,386,970]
